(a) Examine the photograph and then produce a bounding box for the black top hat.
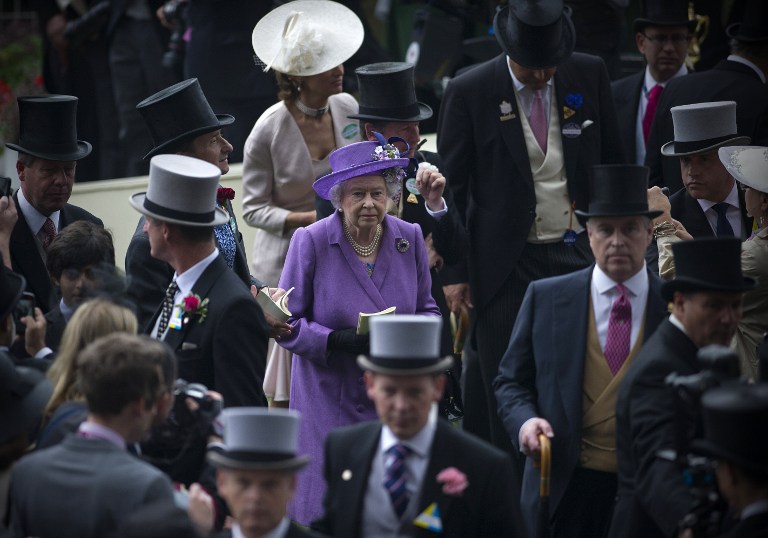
[347,63,432,123]
[726,0,768,42]
[492,0,575,69]
[633,0,696,33]
[5,95,92,161]
[692,384,768,474]
[575,165,662,226]
[661,238,757,301]
[0,263,25,322]
[136,79,234,160]
[0,353,53,444]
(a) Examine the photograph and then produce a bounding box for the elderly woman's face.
[340,175,388,232]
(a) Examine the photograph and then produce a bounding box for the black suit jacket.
[126,202,253,329]
[612,71,644,165]
[669,187,752,239]
[9,193,103,312]
[437,52,624,311]
[146,254,267,407]
[610,320,702,538]
[645,59,768,193]
[44,305,67,352]
[313,419,522,538]
[719,512,768,538]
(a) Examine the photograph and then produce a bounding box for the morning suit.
[278,213,440,525]
[645,59,768,193]
[611,71,645,165]
[437,52,623,449]
[609,319,702,538]
[10,434,175,538]
[126,197,253,329]
[669,187,751,239]
[147,254,268,408]
[494,266,668,537]
[313,419,520,538]
[9,192,103,312]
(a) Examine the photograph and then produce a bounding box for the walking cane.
[533,433,552,538]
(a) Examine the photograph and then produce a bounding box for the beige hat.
[718,146,768,193]
[252,0,363,76]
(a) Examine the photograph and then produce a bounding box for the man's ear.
[432,373,447,402]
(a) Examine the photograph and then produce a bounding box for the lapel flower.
[217,187,235,205]
[436,467,468,496]
[177,293,209,324]
[565,93,583,110]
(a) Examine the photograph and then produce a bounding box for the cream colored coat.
[241,92,360,286]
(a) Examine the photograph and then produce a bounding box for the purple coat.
[278,212,440,524]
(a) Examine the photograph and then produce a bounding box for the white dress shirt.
[507,57,553,125]
[697,182,744,239]
[590,263,650,352]
[17,188,60,244]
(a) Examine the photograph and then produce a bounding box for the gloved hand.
[327,328,370,355]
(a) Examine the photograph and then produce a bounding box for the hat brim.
[725,22,768,42]
[661,275,757,302]
[207,450,309,472]
[0,269,25,325]
[313,158,410,200]
[357,355,454,376]
[661,136,752,157]
[129,193,229,227]
[575,209,663,227]
[143,114,235,160]
[348,103,433,123]
[719,146,768,193]
[492,5,575,69]
[633,18,698,33]
[691,438,768,474]
[5,141,92,161]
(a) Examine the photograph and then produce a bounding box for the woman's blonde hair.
[43,299,138,421]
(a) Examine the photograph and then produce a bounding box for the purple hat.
[313,135,410,200]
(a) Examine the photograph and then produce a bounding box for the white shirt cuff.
[425,198,448,220]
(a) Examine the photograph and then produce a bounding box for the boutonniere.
[396,238,410,253]
[177,293,209,324]
[565,93,583,110]
[217,187,235,205]
[436,467,468,496]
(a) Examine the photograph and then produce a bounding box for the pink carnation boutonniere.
[436,467,468,496]
[217,187,235,205]
[177,293,209,324]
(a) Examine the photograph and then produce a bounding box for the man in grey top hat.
[436,0,623,455]
[5,95,103,312]
[610,237,756,538]
[494,165,669,538]
[207,408,322,538]
[313,315,522,538]
[129,154,268,408]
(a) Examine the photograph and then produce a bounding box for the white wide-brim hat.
[129,154,228,227]
[661,101,751,157]
[719,146,768,193]
[252,0,364,77]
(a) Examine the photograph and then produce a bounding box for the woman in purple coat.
[278,136,440,524]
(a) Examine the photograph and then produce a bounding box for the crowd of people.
[2,0,768,537]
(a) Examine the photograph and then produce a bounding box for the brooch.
[396,238,410,253]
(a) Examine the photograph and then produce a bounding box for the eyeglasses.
[642,33,692,45]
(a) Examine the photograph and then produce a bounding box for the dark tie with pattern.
[157,280,179,337]
[40,218,56,249]
[383,443,412,519]
[604,284,631,375]
[712,203,735,237]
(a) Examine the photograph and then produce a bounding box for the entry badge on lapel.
[168,307,184,330]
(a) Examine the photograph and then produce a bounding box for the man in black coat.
[5,95,103,312]
[610,238,756,538]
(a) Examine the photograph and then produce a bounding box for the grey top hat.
[719,146,768,194]
[357,316,453,376]
[129,154,228,227]
[575,165,662,226]
[5,95,92,161]
[661,101,751,157]
[207,408,309,471]
[348,62,432,123]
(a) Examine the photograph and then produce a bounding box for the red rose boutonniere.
[177,293,209,324]
[217,187,235,205]
[436,467,468,496]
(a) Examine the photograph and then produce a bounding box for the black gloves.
[327,328,370,355]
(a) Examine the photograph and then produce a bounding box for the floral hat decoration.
[313,133,412,200]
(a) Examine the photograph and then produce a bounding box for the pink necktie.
[530,89,548,153]
[642,85,663,144]
[40,218,56,250]
[605,284,631,375]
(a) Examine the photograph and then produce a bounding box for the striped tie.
[383,444,412,518]
[157,280,179,337]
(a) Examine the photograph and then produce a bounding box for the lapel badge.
[499,100,516,122]
[342,469,352,481]
[563,106,576,119]
[562,122,582,138]
[407,193,418,204]
[413,502,443,533]
[396,238,410,253]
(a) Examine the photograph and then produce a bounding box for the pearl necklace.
[344,222,382,257]
[295,98,329,118]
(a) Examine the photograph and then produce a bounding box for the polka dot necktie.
[383,443,412,518]
[157,280,179,337]
[605,284,631,375]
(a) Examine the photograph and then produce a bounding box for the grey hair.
[328,171,403,210]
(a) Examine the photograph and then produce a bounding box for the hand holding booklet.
[255,286,294,322]
[356,306,396,335]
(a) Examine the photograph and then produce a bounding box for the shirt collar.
[728,54,767,83]
[232,518,290,538]
[697,181,739,213]
[668,313,688,336]
[77,421,126,449]
[380,403,438,458]
[507,56,553,94]
[59,298,76,321]
[643,64,687,93]
[741,499,768,520]
[592,261,648,298]
[173,249,219,297]
[17,188,60,235]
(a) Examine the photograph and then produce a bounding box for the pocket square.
[181,342,199,351]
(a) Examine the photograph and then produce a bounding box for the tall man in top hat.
[661,101,751,239]
[437,0,624,451]
[645,0,768,194]
[612,0,693,165]
[610,237,756,538]
[129,154,268,407]
[5,95,103,312]
[494,165,669,538]
[208,408,323,538]
[313,315,522,538]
